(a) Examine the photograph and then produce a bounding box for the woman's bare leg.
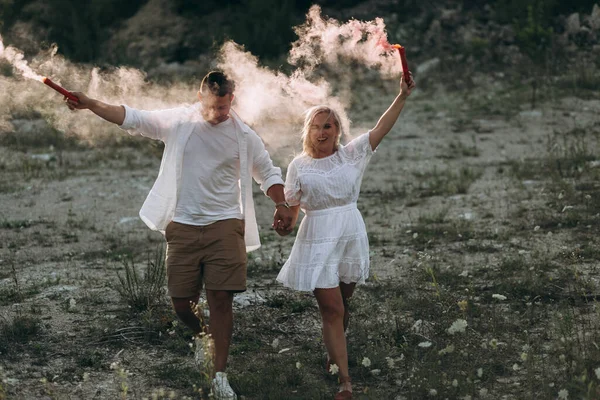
[314,287,352,392]
[339,282,356,332]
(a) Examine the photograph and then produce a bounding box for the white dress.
[277,132,375,291]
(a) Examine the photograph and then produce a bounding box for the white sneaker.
[194,336,205,368]
[211,372,237,400]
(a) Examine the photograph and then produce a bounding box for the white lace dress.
[276,132,375,291]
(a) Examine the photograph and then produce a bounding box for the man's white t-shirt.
[173,117,243,226]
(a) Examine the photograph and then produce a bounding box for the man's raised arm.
[66,92,125,126]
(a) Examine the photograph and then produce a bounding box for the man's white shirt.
[174,118,243,226]
[118,103,284,251]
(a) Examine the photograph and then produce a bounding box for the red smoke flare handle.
[392,45,412,85]
[42,77,79,102]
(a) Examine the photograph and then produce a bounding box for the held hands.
[399,72,416,100]
[272,205,294,236]
[65,92,93,111]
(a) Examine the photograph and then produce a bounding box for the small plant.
[116,245,166,312]
[0,368,6,400]
[0,314,41,358]
[191,299,215,395]
[440,138,480,159]
[109,362,130,400]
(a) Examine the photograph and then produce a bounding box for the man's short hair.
[200,71,235,96]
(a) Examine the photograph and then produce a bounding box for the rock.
[118,217,139,224]
[30,153,55,162]
[565,13,581,36]
[496,25,515,44]
[590,4,600,31]
[440,8,460,27]
[519,110,542,118]
[233,291,266,307]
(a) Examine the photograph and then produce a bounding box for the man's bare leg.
[206,289,234,373]
[171,295,201,334]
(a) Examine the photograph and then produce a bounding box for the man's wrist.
[275,201,290,209]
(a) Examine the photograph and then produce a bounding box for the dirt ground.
[1,79,599,399]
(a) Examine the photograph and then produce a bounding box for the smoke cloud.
[0,5,401,152]
[289,5,400,76]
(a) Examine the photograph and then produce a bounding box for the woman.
[275,73,415,399]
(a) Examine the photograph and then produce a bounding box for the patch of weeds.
[1,118,80,150]
[504,158,546,181]
[116,245,166,312]
[555,67,600,96]
[13,156,69,182]
[231,354,329,400]
[350,275,502,398]
[152,361,201,391]
[138,306,193,354]
[367,231,391,246]
[259,229,278,245]
[0,286,23,307]
[532,207,596,231]
[30,230,55,247]
[417,207,449,224]
[61,231,79,243]
[230,335,263,356]
[265,292,314,314]
[0,314,42,359]
[405,218,474,250]
[451,116,477,133]
[463,86,523,118]
[80,246,134,263]
[568,244,600,262]
[0,262,61,305]
[0,219,34,229]
[28,341,52,366]
[66,208,96,231]
[546,131,597,179]
[361,184,407,203]
[0,218,55,230]
[477,255,566,302]
[414,167,482,197]
[439,138,480,159]
[0,180,23,194]
[463,241,501,253]
[75,349,105,369]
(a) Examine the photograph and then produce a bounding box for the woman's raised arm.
[368,73,416,150]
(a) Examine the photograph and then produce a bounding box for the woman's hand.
[399,72,416,100]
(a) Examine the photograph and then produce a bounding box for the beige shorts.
[165,219,247,298]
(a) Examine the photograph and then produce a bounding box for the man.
[66,71,294,400]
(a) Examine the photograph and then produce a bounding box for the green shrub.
[116,245,166,312]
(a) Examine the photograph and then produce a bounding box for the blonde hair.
[301,105,345,158]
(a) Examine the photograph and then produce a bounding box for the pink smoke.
[217,5,401,147]
[289,5,401,76]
